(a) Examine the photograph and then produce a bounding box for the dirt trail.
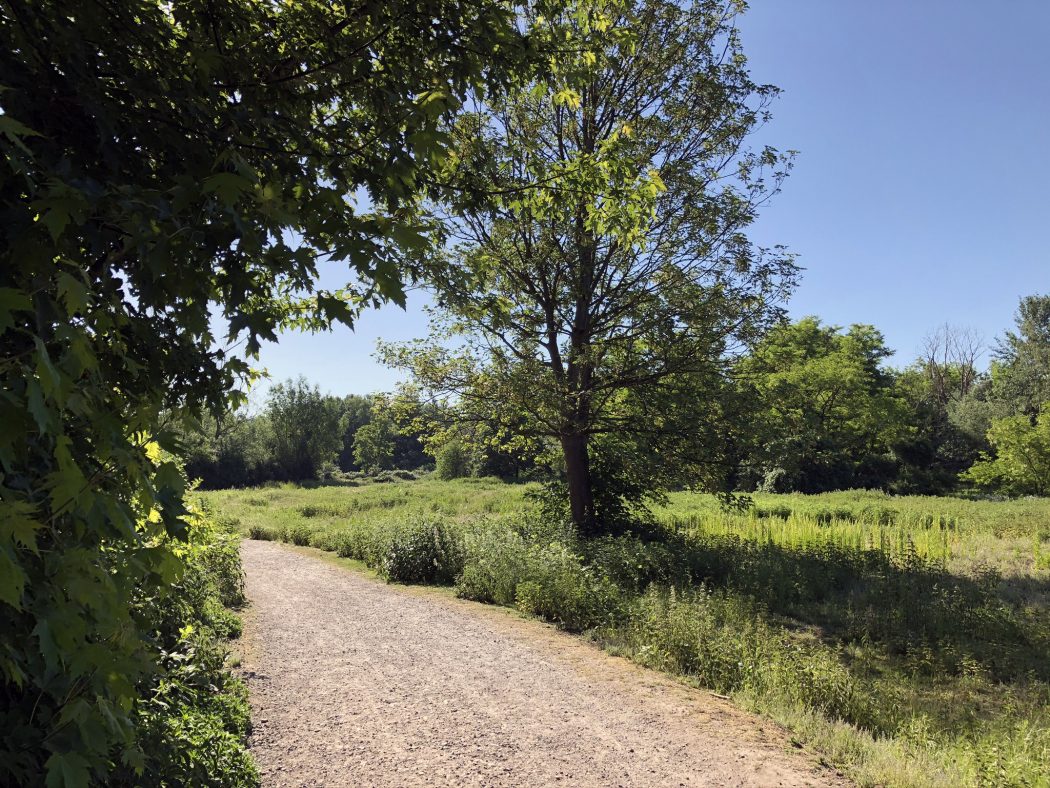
[239,539,846,787]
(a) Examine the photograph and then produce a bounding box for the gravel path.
[239,539,846,787]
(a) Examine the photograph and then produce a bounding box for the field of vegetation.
[201,479,1050,788]
[8,0,1050,784]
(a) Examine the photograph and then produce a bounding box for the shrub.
[110,510,258,786]
[456,522,531,605]
[287,523,314,546]
[436,438,471,480]
[247,524,273,540]
[381,518,465,584]
[511,543,623,632]
[581,534,692,592]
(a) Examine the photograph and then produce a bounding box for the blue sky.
[248,0,1050,399]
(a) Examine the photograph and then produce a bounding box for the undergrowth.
[116,506,257,787]
[203,481,1050,787]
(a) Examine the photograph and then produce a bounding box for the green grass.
[200,480,1050,787]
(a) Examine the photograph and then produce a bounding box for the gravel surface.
[239,539,847,787]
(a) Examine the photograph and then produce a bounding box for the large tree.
[385,0,796,532]
[0,1,560,782]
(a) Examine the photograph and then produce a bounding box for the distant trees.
[181,292,1050,499]
[338,395,375,471]
[181,382,432,486]
[918,324,984,406]
[353,412,398,473]
[436,439,472,480]
[988,294,1050,418]
[740,318,909,492]
[174,288,1050,499]
[182,407,274,489]
[267,378,344,480]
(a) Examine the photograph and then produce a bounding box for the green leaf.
[35,338,62,397]
[202,172,253,205]
[0,113,40,153]
[0,502,40,551]
[45,751,90,788]
[0,287,32,332]
[56,272,90,315]
[0,544,25,608]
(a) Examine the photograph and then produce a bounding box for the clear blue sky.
[249,0,1050,398]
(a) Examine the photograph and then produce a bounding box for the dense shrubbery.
[117,511,257,788]
[104,509,257,788]
[382,518,466,584]
[0,503,256,787]
[435,439,472,480]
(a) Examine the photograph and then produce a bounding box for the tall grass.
[201,480,1050,787]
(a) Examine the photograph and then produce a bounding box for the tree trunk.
[561,432,596,535]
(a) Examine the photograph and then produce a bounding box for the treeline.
[189,294,1050,498]
[734,294,1048,495]
[181,379,532,488]
[181,381,424,488]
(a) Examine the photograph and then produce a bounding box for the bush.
[381,518,465,584]
[456,522,532,605]
[581,534,692,593]
[455,518,623,631]
[114,510,258,786]
[511,544,622,632]
[436,438,472,480]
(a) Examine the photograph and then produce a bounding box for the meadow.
[201,479,1050,787]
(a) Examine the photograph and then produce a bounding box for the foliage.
[384,0,796,533]
[944,294,1050,477]
[0,0,558,781]
[382,517,466,585]
[963,404,1050,496]
[353,408,398,474]
[740,317,910,492]
[182,408,276,489]
[435,438,472,480]
[117,512,256,787]
[265,378,344,480]
[0,495,256,787]
[215,479,1050,787]
[337,395,376,471]
[892,368,986,494]
[990,295,1050,418]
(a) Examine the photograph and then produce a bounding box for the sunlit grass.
[200,480,1050,787]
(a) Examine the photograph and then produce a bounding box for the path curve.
[239,539,846,787]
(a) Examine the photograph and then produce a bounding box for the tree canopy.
[963,404,1050,496]
[738,318,909,492]
[0,1,562,782]
[385,0,796,532]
